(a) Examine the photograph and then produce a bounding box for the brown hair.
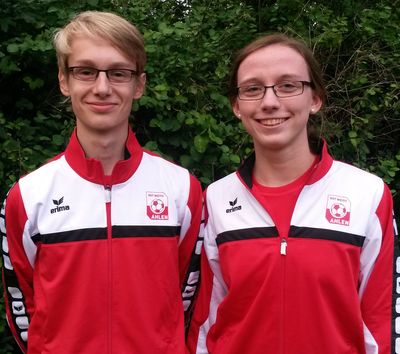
[228,33,326,106]
[53,11,146,75]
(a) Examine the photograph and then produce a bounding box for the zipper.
[105,185,112,354]
[105,185,112,203]
[280,238,287,255]
[280,237,287,354]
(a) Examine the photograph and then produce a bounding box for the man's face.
[58,35,146,138]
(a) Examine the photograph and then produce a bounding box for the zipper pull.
[104,185,112,203]
[280,238,287,255]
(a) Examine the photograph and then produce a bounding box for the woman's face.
[232,44,322,154]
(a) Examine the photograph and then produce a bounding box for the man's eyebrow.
[70,60,134,68]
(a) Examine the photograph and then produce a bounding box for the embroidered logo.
[226,197,242,213]
[14,304,23,312]
[325,195,350,226]
[12,302,25,314]
[50,197,70,214]
[146,192,168,220]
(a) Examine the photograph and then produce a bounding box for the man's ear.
[133,72,146,100]
[58,68,70,97]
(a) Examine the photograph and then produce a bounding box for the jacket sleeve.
[180,174,204,320]
[1,183,36,353]
[359,183,398,354]
[186,194,228,354]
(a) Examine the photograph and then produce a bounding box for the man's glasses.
[68,67,138,83]
[237,81,312,100]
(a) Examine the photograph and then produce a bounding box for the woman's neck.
[253,143,316,187]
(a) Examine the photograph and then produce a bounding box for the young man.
[1,11,202,354]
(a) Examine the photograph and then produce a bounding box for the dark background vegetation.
[1,0,399,352]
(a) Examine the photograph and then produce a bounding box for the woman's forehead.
[238,44,309,81]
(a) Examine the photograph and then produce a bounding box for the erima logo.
[226,197,242,213]
[50,197,70,214]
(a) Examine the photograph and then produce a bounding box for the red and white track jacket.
[1,128,203,354]
[187,142,399,354]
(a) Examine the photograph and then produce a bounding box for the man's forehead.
[67,36,135,67]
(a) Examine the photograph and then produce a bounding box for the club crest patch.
[325,195,351,226]
[146,192,168,220]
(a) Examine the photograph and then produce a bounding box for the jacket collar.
[237,140,333,189]
[64,127,143,185]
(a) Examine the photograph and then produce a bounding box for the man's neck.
[76,126,128,176]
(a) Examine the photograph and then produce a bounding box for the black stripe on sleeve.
[33,227,107,244]
[216,226,278,246]
[289,226,365,247]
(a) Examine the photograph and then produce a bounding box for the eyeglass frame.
[68,66,138,83]
[236,80,313,100]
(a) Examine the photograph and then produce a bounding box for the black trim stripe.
[112,225,180,238]
[183,217,205,333]
[2,197,29,349]
[33,225,181,244]
[289,226,365,247]
[217,227,278,245]
[33,228,107,244]
[237,153,255,189]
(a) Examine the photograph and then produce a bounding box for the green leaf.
[348,131,357,138]
[6,43,19,53]
[52,135,65,146]
[194,135,209,153]
[208,130,223,145]
[23,76,44,90]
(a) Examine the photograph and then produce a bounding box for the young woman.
[187,34,398,354]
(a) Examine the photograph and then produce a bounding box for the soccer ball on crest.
[150,199,165,214]
[330,203,347,218]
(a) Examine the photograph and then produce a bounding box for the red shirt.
[252,157,318,238]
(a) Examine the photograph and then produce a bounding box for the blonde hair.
[53,11,146,74]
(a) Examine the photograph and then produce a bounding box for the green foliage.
[310,2,400,196]
[247,0,400,197]
[134,0,257,184]
[0,0,399,352]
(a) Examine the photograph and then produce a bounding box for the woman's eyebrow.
[238,74,305,86]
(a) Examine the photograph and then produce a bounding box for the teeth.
[259,118,286,126]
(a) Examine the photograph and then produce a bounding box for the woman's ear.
[310,92,323,115]
[232,99,242,119]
